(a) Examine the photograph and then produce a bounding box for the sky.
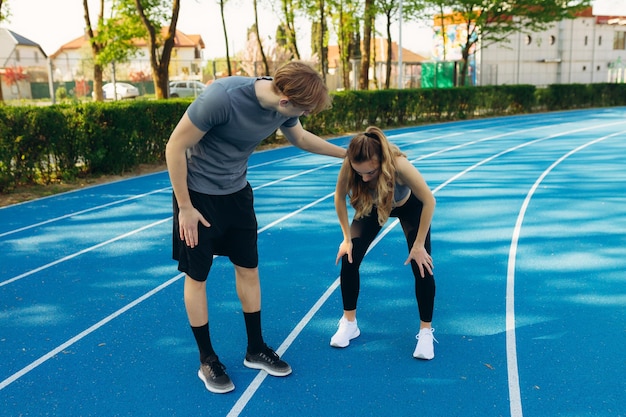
[2,0,626,60]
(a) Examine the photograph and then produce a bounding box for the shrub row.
[1,83,625,192]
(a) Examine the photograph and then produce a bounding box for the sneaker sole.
[197,369,235,394]
[243,359,292,377]
[330,328,360,348]
[413,349,435,360]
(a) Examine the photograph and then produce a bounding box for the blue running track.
[1,108,625,416]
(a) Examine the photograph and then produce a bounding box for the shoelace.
[203,360,227,378]
[416,328,438,344]
[259,346,280,363]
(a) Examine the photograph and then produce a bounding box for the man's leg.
[235,265,292,376]
[234,265,261,313]
[185,274,235,393]
[184,274,209,326]
[184,274,217,362]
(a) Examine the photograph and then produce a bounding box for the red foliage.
[129,69,151,82]
[75,79,90,97]
[3,66,28,86]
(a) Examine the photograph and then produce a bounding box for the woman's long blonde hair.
[339,126,405,225]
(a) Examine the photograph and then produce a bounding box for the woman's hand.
[405,244,433,278]
[336,239,353,265]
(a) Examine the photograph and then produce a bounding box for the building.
[328,38,428,90]
[49,26,205,84]
[0,28,48,100]
[433,7,626,87]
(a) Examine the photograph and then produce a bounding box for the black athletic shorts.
[172,183,258,281]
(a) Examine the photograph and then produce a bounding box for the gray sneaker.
[197,356,235,394]
[243,345,292,377]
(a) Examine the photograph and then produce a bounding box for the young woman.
[331,126,437,359]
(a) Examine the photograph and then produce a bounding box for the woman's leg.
[395,195,436,325]
[331,211,381,348]
[339,212,382,315]
[395,195,437,359]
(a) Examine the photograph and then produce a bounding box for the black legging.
[340,193,436,322]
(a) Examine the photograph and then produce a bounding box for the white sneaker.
[413,328,437,360]
[330,317,360,348]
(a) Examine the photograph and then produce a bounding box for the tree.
[219,0,233,76]
[252,1,270,75]
[427,0,454,61]
[376,0,399,89]
[82,0,106,101]
[3,66,27,99]
[300,0,330,79]
[0,0,8,20]
[83,0,143,101]
[328,0,361,90]
[426,0,592,86]
[374,0,426,89]
[126,0,181,99]
[359,0,374,89]
[0,0,10,102]
[238,29,292,76]
[282,0,301,59]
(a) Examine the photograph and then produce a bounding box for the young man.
[165,61,346,394]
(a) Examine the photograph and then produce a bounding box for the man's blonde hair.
[273,61,332,114]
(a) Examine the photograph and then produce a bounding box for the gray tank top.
[394,181,411,204]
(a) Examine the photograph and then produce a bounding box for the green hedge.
[0,100,188,191]
[304,84,539,134]
[1,83,626,192]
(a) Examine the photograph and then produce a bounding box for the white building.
[49,27,205,83]
[434,7,626,87]
[0,28,48,100]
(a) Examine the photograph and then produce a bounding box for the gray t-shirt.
[185,76,298,195]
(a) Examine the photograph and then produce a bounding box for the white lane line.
[0,187,172,239]
[227,211,399,417]
[0,190,343,389]
[0,121,529,238]
[505,130,624,417]
[226,121,626,417]
[0,130,487,287]
[2,120,623,405]
[0,218,171,287]
[0,274,185,391]
[0,155,316,238]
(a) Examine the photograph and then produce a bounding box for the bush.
[1,83,625,192]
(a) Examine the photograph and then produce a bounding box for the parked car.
[93,82,140,100]
[169,80,206,98]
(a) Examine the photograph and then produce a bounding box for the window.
[525,35,532,45]
[614,31,626,50]
[549,35,556,45]
[584,35,588,46]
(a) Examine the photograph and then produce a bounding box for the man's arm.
[165,112,210,247]
[280,120,346,158]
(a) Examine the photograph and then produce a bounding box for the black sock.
[244,311,265,354]
[191,323,215,363]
